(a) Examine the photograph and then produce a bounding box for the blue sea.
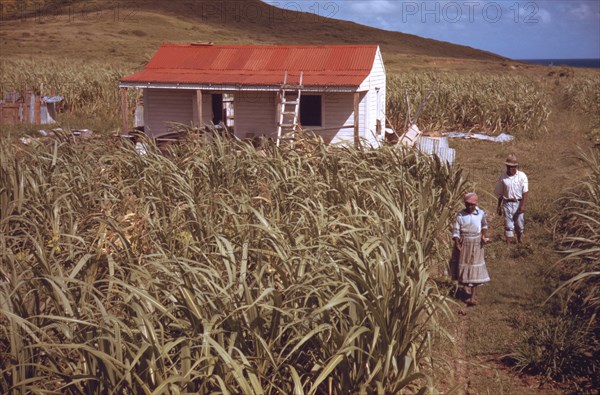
[517,59,600,68]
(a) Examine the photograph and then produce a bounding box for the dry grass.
[0,0,522,75]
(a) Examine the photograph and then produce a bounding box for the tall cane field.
[386,72,552,135]
[0,133,468,394]
[3,56,598,394]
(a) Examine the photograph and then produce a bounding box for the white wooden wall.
[143,89,376,145]
[312,92,365,145]
[143,89,212,136]
[358,46,386,147]
[227,91,368,144]
[234,91,277,139]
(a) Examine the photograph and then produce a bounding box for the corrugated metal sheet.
[1,93,60,125]
[417,136,449,153]
[121,44,378,87]
[417,136,455,165]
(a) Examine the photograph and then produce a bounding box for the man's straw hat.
[504,154,518,166]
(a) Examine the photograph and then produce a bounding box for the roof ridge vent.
[191,41,214,46]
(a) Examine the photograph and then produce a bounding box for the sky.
[263,1,600,59]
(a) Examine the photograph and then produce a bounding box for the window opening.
[300,95,321,127]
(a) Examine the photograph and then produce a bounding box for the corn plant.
[386,72,551,135]
[552,148,600,320]
[560,74,600,119]
[1,59,556,138]
[560,74,600,143]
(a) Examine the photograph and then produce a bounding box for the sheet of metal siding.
[330,48,373,71]
[289,48,328,71]
[418,137,449,152]
[417,136,455,165]
[144,45,371,71]
[437,147,455,165]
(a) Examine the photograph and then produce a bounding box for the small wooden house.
[119,44,386,147]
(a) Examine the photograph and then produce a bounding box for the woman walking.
[451,192,491,306]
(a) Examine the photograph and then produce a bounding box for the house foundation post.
[120,87,129,133]
[196,90,203,127]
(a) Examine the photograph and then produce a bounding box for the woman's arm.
[452,214,462,250]
[481,212,490,243]
[453,236,463,251]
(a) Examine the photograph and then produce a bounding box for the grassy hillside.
[0,0,525,73]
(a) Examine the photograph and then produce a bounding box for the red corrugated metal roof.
[121,44,378,87]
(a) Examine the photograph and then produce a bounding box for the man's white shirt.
[495,170,528,200]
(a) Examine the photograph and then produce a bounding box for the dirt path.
[439,102,590,394]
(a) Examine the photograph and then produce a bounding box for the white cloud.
[569,3,593,20]
[451,21,468,31]
[348,0,396,15]
[536,9,552,23]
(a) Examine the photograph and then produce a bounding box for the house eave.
[118,82,366,93]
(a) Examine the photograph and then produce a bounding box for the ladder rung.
[281,100,298,105]
[282,111,297,115]
[279,123,296,127]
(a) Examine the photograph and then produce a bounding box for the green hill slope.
[0,0,515,72]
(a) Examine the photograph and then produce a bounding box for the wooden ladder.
[276,71,303,147]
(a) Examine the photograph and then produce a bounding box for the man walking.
[495,154,528,245]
